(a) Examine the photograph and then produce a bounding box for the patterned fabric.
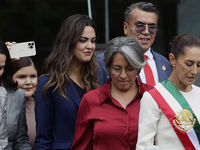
[0,87,8,150]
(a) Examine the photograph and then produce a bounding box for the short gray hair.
[104,36,146,69]
[124,2,159,23]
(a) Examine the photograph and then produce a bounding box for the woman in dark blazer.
[0,40,31,150]
[35,14,100,150]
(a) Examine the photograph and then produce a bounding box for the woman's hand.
[5,41,20,60]
[5,41,16,50]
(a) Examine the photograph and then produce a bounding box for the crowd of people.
[0,1,199,150]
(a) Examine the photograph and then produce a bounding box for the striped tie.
[0,87,8,149]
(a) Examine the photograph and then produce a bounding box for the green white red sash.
[148,79,200,150]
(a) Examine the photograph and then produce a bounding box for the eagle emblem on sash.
[173,109,196,131]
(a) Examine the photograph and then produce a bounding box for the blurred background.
[1,0,200,85]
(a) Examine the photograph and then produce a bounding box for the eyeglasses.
[126,22,158,35]
[110,66,137,75]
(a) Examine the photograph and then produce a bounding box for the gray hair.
[104,36,146,69]
[124,2,159,23]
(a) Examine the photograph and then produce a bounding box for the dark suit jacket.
[35,75,83,150]
[147,48,172,82]
[96,48,172,86]
[2,84,32,150]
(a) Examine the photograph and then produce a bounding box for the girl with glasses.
[71,36,153,150]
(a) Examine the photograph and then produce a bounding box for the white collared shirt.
[139,48,159,85]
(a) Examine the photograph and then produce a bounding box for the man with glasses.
[97,2,172,86]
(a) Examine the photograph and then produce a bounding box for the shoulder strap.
[148,81,199,149]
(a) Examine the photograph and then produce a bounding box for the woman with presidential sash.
[136,34,200,150]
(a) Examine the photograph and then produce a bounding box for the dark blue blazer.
[147,48,172,82]
[35,75,82,150]
[96,48,172,86]
[96,53,108,86]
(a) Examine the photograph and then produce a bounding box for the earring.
[173,65,175,68]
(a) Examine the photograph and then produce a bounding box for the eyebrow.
[186,60,193,62]
[135,21,157,26]
[112,65,132,67]
[16,73,37,76]
[112,65,121,67]
[185,60,200,64]
[80,36,96,40]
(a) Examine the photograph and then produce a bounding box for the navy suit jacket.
[147,48,172,82]
[35,75,82,150]
[96,48,172,86]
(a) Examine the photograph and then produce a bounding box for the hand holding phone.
[9,41,36,59]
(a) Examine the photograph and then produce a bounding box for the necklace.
[111,87,138,109]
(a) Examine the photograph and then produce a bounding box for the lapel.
[138,48,161,82]
[137,75,141,81]
[1,83,22,139]
[1,83,11,115]
[66,80,82,107]
[151,48,164,82]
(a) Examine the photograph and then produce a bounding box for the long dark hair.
[0,39,17,90]
[42,14,100,99]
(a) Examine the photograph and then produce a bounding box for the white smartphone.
[9,41,36,58]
